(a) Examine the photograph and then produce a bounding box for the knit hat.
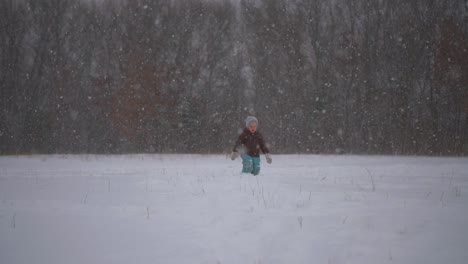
[245,116,258,128]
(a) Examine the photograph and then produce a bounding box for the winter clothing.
[245,116,258,128]
[232,128,269,157]
[232,116,271,175]
[242,154,261,175]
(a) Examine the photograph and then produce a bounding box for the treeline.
[1,0,467,155]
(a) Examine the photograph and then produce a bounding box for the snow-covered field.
[0,154,467,264]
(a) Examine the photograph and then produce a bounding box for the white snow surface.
[1,154,467,264]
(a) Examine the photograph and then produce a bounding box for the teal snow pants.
[242,154,261,175]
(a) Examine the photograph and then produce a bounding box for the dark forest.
[1,0,467,155]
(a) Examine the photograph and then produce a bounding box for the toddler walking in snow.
[231,116,272,175]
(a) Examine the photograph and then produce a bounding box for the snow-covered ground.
[0,154,467,264]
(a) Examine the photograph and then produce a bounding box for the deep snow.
[0,154,467,264]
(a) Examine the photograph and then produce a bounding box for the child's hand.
[231,151,239,160]
[266,153,272,164]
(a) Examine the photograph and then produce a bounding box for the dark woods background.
[1,0,467,155]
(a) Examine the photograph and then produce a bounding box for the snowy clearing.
[1,154,467,264]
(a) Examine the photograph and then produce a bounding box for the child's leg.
[252,157,261,175]
[241,154,254,174]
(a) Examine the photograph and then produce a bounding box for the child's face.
[248,122,257,133]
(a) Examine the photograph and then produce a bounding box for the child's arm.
[259,133,272,164]
[231,133,244,160]
[232,132,245,152]
[232,132,244,152]
[258,134,270,154]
